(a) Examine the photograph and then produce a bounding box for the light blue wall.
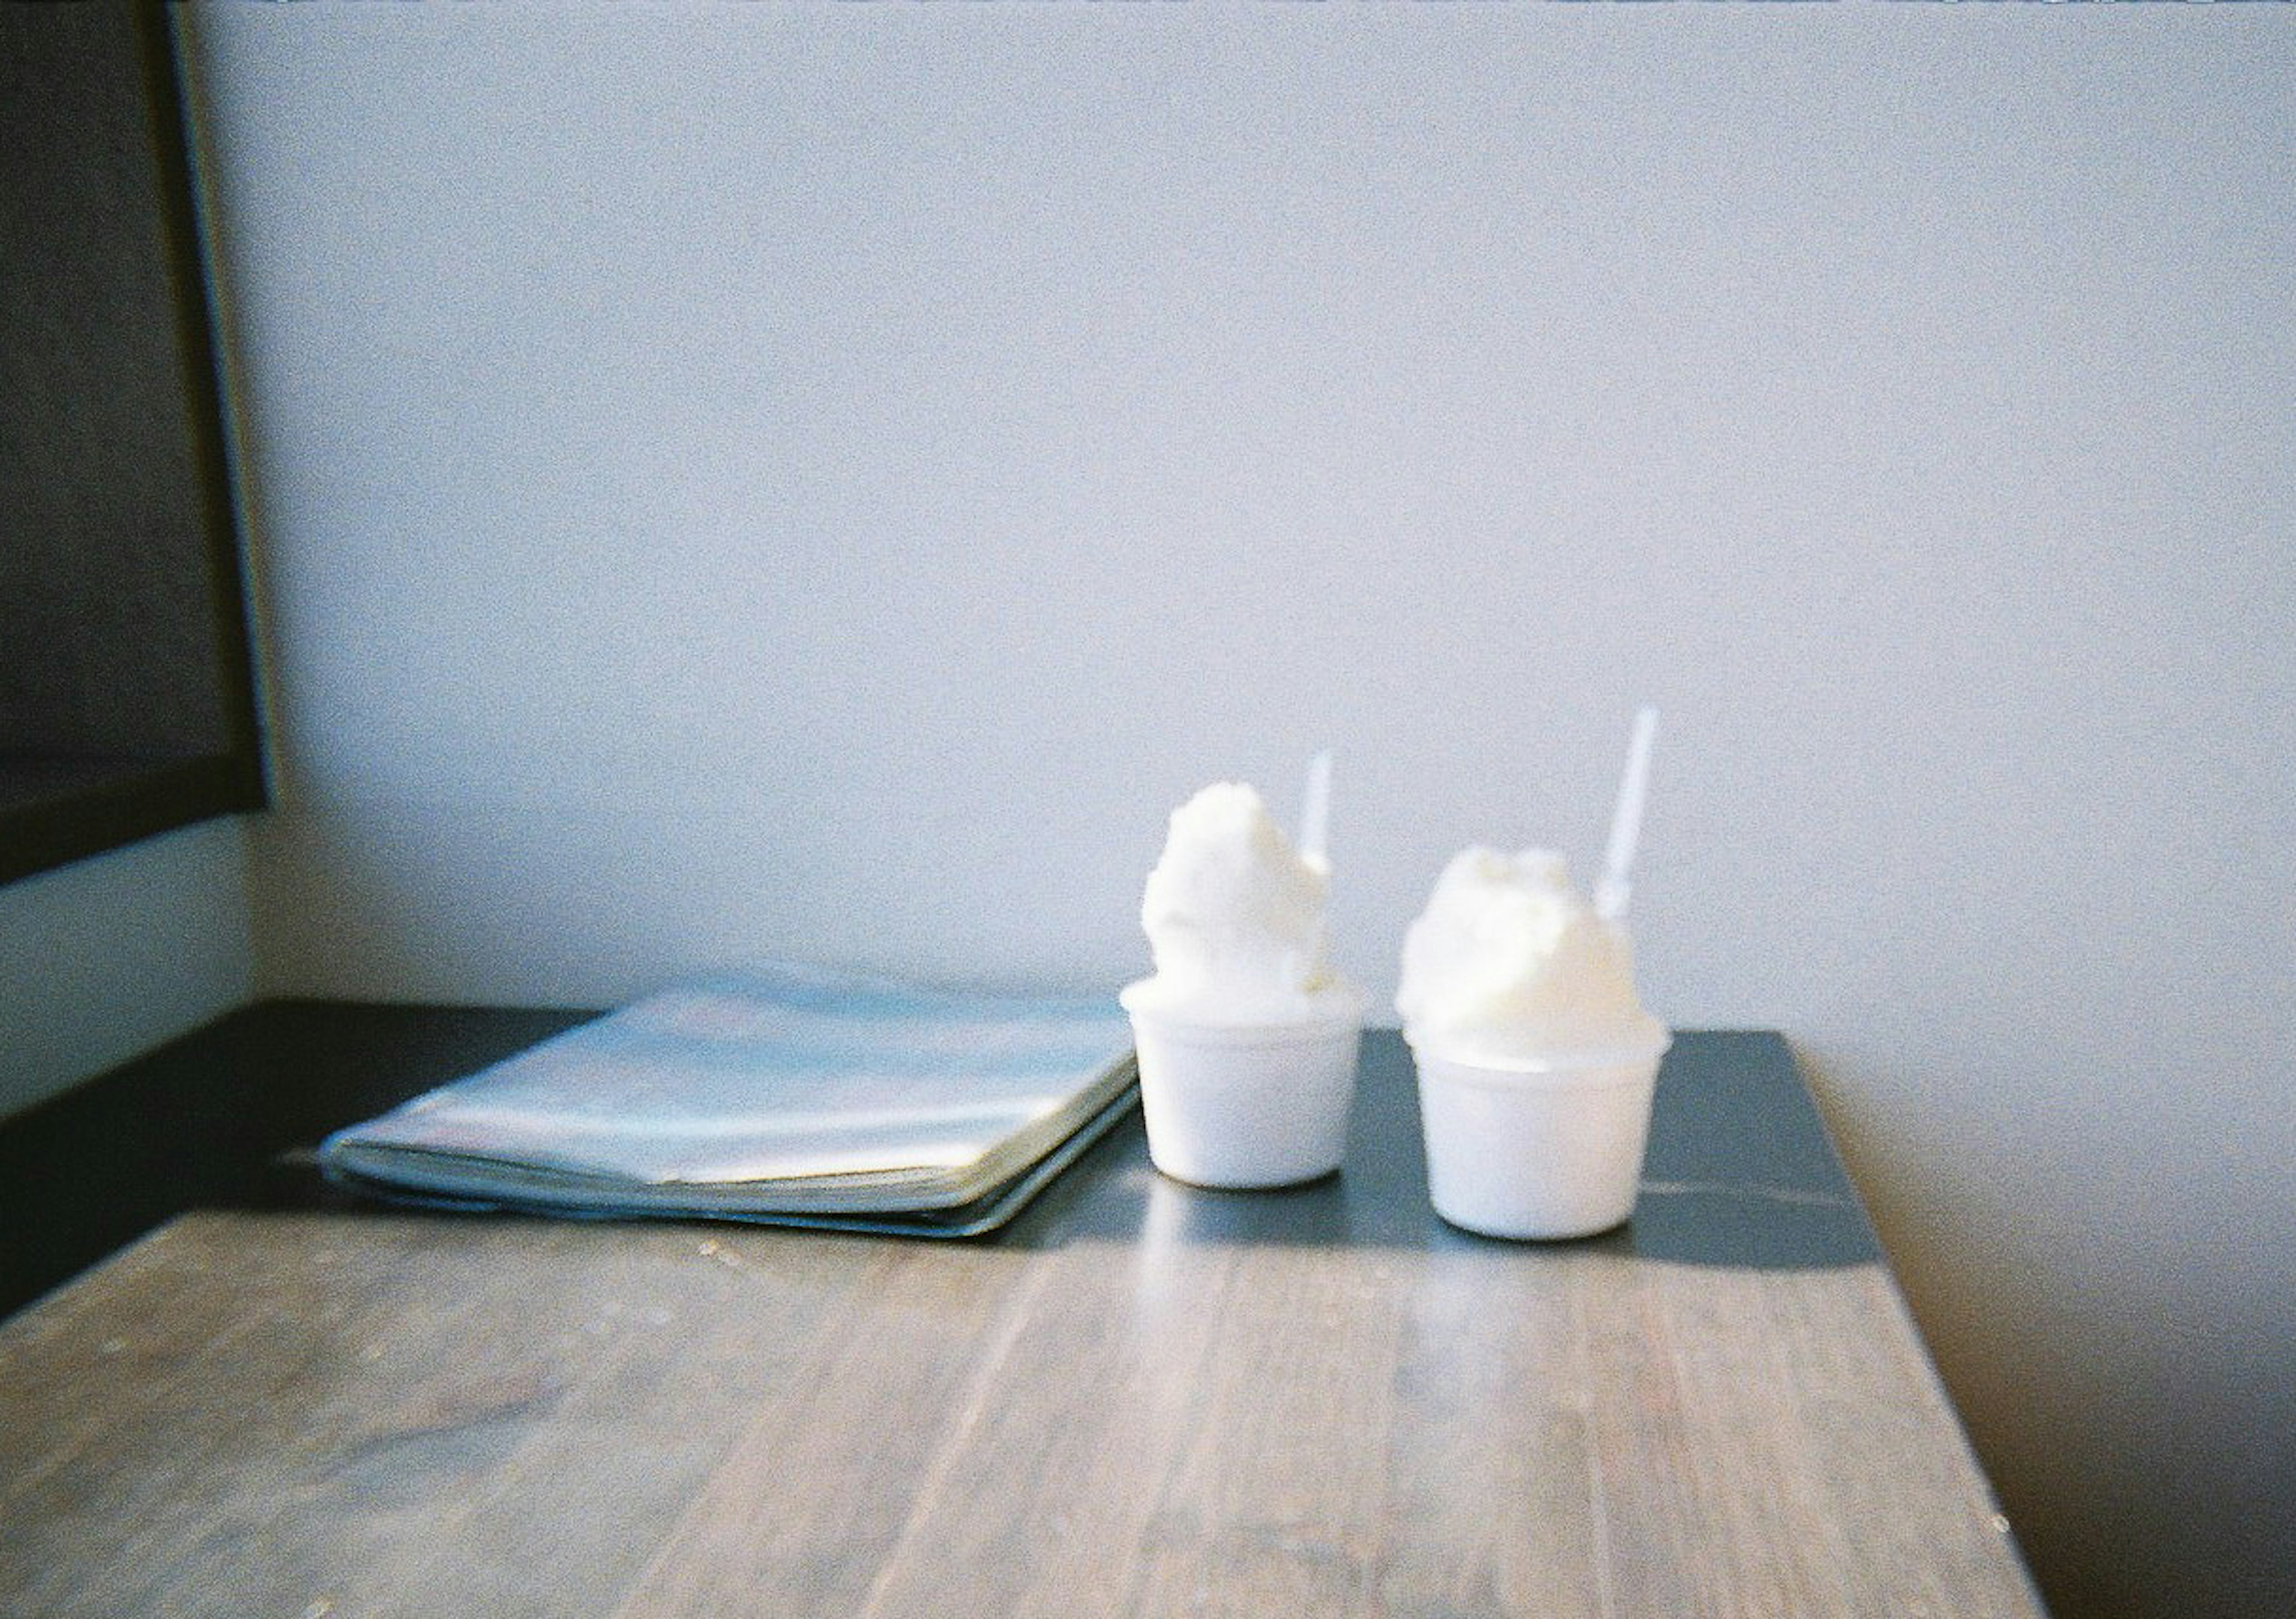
[0,818,255,1118]
[185,8,2295,1616]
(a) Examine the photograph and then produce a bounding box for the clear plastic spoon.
[1297,749,1333,872]
[1593,708,1657,924]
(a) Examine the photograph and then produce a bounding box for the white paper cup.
[1121,997,1364,1189]
[1409,1037,1670,1239]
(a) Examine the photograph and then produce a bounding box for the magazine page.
[320,967,1135,1212]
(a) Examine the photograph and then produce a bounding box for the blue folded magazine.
[319,967,1139,1238]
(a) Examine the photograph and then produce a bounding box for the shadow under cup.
[1410,1038,1671,1240]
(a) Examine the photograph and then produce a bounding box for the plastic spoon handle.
[1595,708,1657,922]
[1298,749,1333,869]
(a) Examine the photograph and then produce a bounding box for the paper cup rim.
[1405,1028,1672,1080]
[1121,985,1366,1047]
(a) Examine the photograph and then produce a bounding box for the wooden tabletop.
[0,1013,2045,1618]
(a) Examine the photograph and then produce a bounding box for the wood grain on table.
[0,1025,2045,1618]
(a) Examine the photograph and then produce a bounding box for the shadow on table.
[1014,1031,1881,1272]
[25,1018,1873,1296]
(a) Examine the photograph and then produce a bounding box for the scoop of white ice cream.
[1121,781,1358,1026]
[1396,847,1665,1067]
